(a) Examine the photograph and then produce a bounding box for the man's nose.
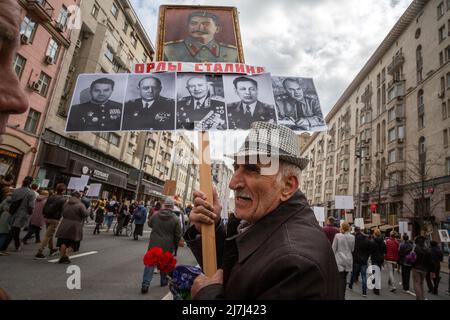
[229,168,245,190]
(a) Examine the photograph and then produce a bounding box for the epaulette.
[165,39,185,45]
[219,42,237,49]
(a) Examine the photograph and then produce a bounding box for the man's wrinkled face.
[229,161,283,223]
[284,80,304,101]
[235,81,258,105]
[139,78,161,101]
[186,77,208,100]
[90,84,113,104]
[188,16,218,43]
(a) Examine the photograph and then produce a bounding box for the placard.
[372,213,381,226]
[87,184,102,197]
[313,207,325,225]
[438,229,450,242]
[335,196,354,210]
[354,218,364,229]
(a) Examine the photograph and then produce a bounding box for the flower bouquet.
[143,247,202,300]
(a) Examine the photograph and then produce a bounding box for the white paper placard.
[399,221,408,236]
[87,184,102,197]
[354,218,364,229]
[335,196,354,210]
[438,229,450,242]
[345,213,353,223]
[372,213,381,226]
[313,207,325,224]
[41,179,50,188]
[67,177,80,190]
[0,163,9,176]
[80,175,90,189]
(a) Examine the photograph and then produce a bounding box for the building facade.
[1,0,79,186]
[300,0,450,237]
[211,159,233,219]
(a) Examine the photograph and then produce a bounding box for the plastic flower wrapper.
[169,265,202,300]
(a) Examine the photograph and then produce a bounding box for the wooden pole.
[198,131,217,277]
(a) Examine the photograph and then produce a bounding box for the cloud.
[130,0,413,155]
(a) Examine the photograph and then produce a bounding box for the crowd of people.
[325,216,449,300]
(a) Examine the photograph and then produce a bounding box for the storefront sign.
[93,169,109,181]
[0,149,18,158]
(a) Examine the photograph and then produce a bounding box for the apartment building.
[211,159,233,219]
[1,0,80,186]
[33,0,158,200]
[300,0,450,236]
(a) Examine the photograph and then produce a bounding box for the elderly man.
[122,76,175,131]
[185,122,341,299]
[164,11,238,63]
[66,77,123,132]
[227,76,277,130]
[276,78,325,130]
[141,197,181,294]
[176,75,226,130]
[0,0,29,136]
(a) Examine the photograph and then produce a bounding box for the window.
[388,108,395,122]
[131,34,137,48]
[388,128,396,142]
[447,73,450,89]
[123,20,129,34]
[24,109,41,133]
[97,132,109,140]
[38,72,51,97]
[147,139,156,149]
[447,0,450,11]
[443,102,448,119]
[111,3,119,18]
[105,45,114,62]
[440,51,444,66]
[142,53,148,63]
[398,125,405,139]
[439,25,446,42]
[144,155,153,165]
[20,16,37,42]
[416,45,423,83]
[57,5,68,28]
[446,193,450,211]
[13,54,26,79]
[444,129,449,148]
[446,45,450,61]
[438,2,445,19]
[46,39,59,62]
[447,158,450,176]
[91,3,99,18]
[388,149,395,163]
[398,147,404,161]
[127,143,134,154]
[109,133,120,146]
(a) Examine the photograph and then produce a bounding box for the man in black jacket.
[122,76,175,131]
[185,122,341,299]
[348,227,371,296]
[34,183,67,259]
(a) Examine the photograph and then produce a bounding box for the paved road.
[1,222,449,300]
[0,222,197,300]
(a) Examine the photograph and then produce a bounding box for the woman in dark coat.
[55,192,88,264]
[369,228,386,295]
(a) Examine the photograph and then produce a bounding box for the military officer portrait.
[66,75,125,132]
[176,74,227,130]
[122,74,175,131]
[226,75,277,130]
[163,10,239,63]
[273,77,326,131]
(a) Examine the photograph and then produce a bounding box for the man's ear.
[280,175,299,201]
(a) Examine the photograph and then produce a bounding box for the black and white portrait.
[176,73,227,131]
[122,73,176,131]
[66,74,126,132]
[224,73,277,130]
[272,76,326,132]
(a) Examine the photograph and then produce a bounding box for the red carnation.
[158,251,177,273]
[143,247,164,266]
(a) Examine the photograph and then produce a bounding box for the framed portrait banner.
[156,5,245,63]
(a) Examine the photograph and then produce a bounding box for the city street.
[0,221,449,300]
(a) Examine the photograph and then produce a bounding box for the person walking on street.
[22,190,49,244]
[0,188,13,255]
[369,228,386,295]
[131,201,147,240]
[332,221,355,299]
[2,176,36,252]
[104,196,118,232]
[323,216,339,244]
[141,197,181,294]
[348,227,370,297]
[398,233,413,293]
[385,230,400,292]
[34,183,67,259]
[412,235,433,300]
[55,191,88,263]
[93,198,106,235]
[426,240,443,295]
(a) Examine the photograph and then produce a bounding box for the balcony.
[389,185,404,197]
[26,0,54,22]
[387,53,405,75]
[387,81,405,102]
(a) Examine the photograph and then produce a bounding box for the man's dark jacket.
[122,97,175,130]
[184,191,342,299]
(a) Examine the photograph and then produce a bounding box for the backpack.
[405,250,417,266]
[9,198,23,215]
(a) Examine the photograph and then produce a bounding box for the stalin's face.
[139,78,161,101]
[91,84,113,104]
[188,16,218,44]
[186,77,209,100]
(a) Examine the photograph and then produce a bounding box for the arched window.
[418,90,424,129]
[416,45,423,83]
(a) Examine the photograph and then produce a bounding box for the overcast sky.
[130,0,413,160]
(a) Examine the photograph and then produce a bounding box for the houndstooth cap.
[226,122,309,170]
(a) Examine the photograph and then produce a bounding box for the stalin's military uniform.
[176,94,227,130]
[66,100,122,132]
[163,37,238,63]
